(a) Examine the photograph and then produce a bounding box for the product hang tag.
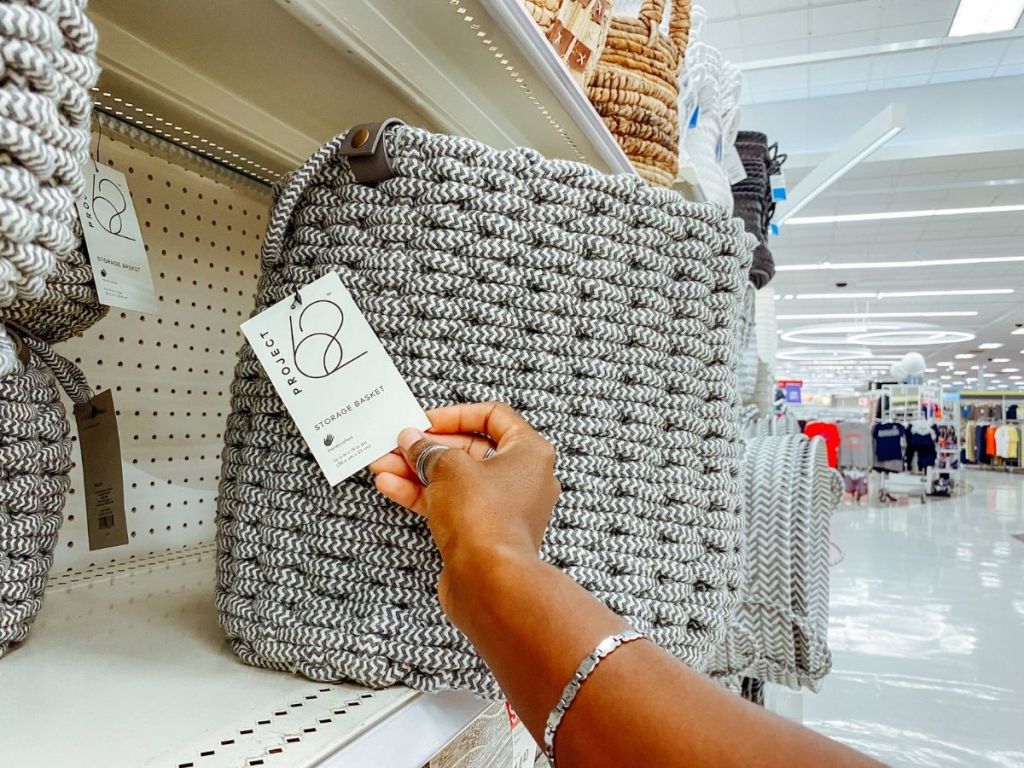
[241,271,430,486]
[724,145,747,185]
[73,390,128,550]
[770,171,788,201]
[75,163,158,314]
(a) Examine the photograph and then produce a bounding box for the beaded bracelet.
[543,628,646,765]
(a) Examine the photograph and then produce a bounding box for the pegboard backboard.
[52,130,271,572]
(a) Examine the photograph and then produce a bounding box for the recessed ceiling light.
[953,370,967,375]
[777,311,978,320]
[978,342,1003,349]
[776,255,1024,272]
[940,375,952,380]
[1010,375,1023,380]
[948,0,1024,37]
[925,367,937,373]
[970,365,981,370]
[786,204,1024,226]
[938,361,954,367]
[956,353,976,359]
[1012,328,1024,335]
[983,373,997,378]
[1002,368,1020,373]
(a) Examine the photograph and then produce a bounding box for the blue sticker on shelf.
[770,222,781,236]
[689,105,699,128]
[772,187,787,201]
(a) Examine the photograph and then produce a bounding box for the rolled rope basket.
[0,0,100,374]
[0,332,93,656]
[216,121,755,699]
[710,434,842,690]
[0,0,99,654]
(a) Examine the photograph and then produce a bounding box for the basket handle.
[261,119,405,269]
[667,0,691,73]
[638,0,667,30]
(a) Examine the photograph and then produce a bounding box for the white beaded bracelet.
[543,628,646,765]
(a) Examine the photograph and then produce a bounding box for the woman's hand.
[368,401,561,626]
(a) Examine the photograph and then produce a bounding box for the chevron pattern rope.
[710,433,842,691]
[0,0,99,375]
[216,123,755,699]
[1,219,107,347]
[0,342,75,657]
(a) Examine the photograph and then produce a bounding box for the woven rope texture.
[217,123,754,699]
[0,0,99,372]
[732,132,786,289]
[710,434,842,690]
[0,344,74,657]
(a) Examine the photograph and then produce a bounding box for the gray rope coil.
[0,328,93,657]
[0,0,99,362]
[709,434,842,690]
[216,123,756,699]
[734,284,757,405]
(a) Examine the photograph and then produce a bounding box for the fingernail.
[398,428,423,452]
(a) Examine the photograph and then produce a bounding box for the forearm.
[447,550,882,768]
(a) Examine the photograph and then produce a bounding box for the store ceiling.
[703,1,1024,392]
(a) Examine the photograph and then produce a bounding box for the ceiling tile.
[808,57,874,85]
[933,40,1011,72]
[929,66,998,85]
[811,1,883,36]
[739,8,810,43]
[879,0,958,26]
[869,49,939,79]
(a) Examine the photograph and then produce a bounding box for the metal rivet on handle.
[351,128,370,148]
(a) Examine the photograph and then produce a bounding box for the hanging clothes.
[905,420,938,471]
[986,425,998,461]
[837,421,871,469]
[804,421,840,468]
[873,422,905,472]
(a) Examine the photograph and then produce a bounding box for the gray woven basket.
[0,344,72,656]
[710,433,841,690]
[216,121,755,698]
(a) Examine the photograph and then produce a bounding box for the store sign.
[778,379,803,403]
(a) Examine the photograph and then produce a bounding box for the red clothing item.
[804,421,841,468]
[986,425,997,458]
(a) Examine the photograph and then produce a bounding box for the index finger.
[426,401,537,446]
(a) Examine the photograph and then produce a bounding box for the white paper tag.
[725,145,747,185]
[240,271,430,486]
[75,163,158,314]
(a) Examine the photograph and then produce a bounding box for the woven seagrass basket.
[587,0,691,186]
[523,0,562,29]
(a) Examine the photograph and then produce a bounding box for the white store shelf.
[0,547,487,768]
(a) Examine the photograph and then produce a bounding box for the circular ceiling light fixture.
[847,328,975,346]
[780,322,908,345]
[776,347,876,362]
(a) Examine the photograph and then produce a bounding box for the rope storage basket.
[0,338,74,657]
[710,434,842,690]
[216,120,755,699]
[0,0,100,363]
[587,0,690,187]
[732,132,786,289]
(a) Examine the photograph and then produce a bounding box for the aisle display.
[217,120,753,698]
[586,0,691,186]
[0,0,100,656]
[710,434,842,691]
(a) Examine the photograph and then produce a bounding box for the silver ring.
[483,447,496,460]
[415,443,449,486]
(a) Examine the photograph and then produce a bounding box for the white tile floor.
[802,468,1024,767]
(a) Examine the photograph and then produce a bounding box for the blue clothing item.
[906,427,937,470]
[873,422,905,462]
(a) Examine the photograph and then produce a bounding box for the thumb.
[398,428,472,486]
